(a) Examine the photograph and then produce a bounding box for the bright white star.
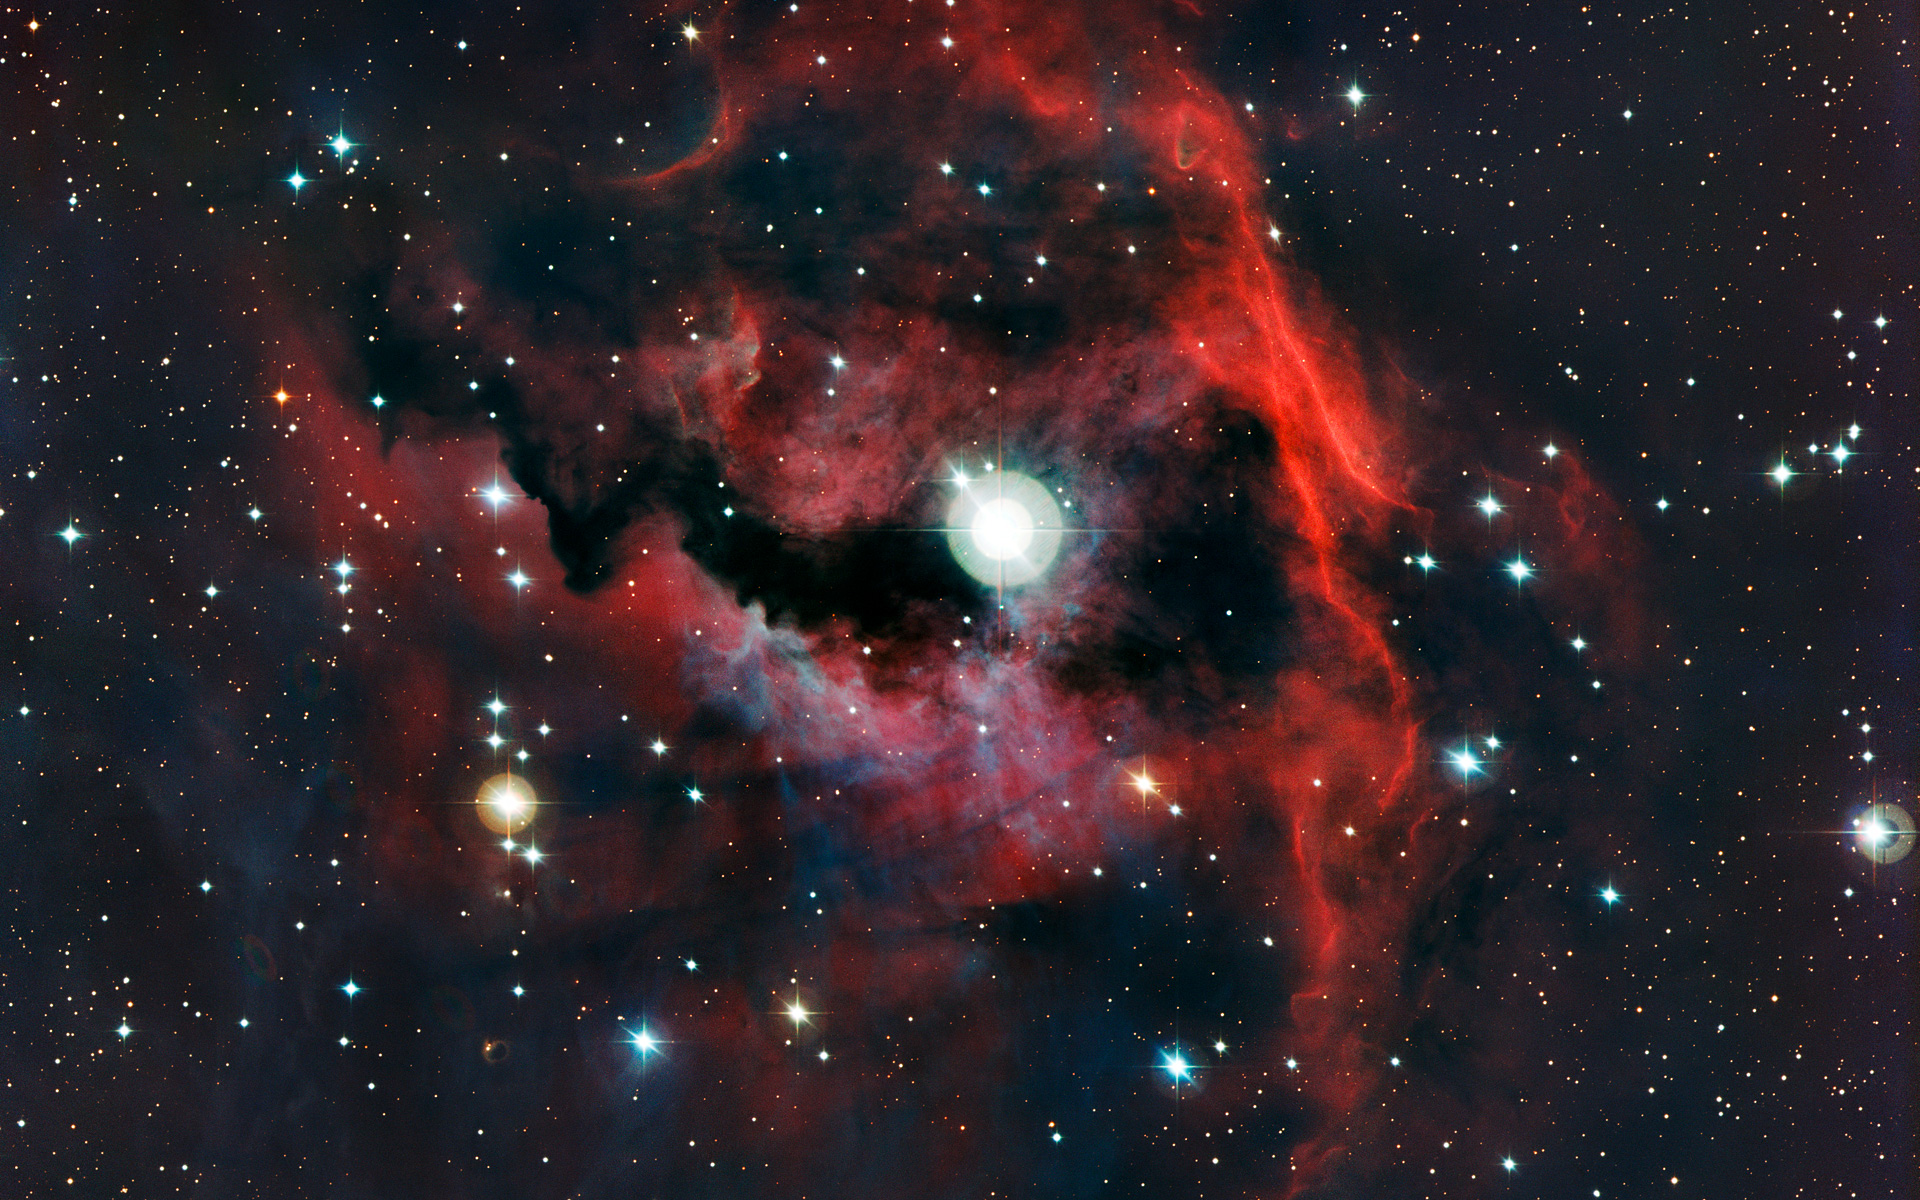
[1507,557,1533,582]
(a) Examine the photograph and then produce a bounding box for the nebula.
[174,1,1647,1193]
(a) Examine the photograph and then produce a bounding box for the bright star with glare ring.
[946,469,1063,587]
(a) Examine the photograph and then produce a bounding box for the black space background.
[0,2,1913,1197]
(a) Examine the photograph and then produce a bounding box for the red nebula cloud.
[251,2,1644,1192]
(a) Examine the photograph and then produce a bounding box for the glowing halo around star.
[1853,802,1916,865]
[475,772,538,837]
[945,469,1063,587]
